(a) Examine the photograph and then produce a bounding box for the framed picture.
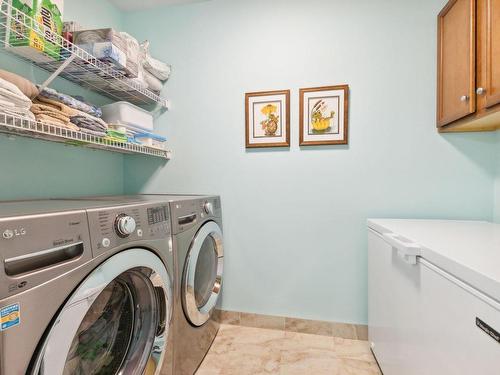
[299,85,349,146]
[245,90,290,148]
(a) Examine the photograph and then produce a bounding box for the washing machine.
[0,198,175,375]
[169,195,224,375]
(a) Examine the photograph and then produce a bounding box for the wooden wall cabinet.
[437,0,500,132]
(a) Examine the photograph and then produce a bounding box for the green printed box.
[7,0,64,62]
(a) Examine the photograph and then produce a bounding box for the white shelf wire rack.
[0,0,169,108]
[0,112,171,159]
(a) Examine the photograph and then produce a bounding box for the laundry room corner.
[122,0,498,325]
[2,0,500,373]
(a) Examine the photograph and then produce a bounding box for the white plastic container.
[101,101,153,131]
[134,132,167,150]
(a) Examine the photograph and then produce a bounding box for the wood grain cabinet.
[437,0,500,131]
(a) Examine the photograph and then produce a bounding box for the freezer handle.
[382,233,421,265]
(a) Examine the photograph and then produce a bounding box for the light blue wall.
[123,0,498,324]
[0,0,126,201]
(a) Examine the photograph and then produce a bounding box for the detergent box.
[6,0,33,46]
[6,0,64,62]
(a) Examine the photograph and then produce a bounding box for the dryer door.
[183,221,224,326]
[31,249,172,375]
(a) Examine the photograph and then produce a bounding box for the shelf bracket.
[37,54,76,93]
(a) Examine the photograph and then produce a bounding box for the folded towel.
[31,103,71,121]
[70,109,108,133]
[0,78,33,108]
[71,116,107,133]
[34,97,79,117]
[0,77,35,121]
[0,70,39,99]
[105,129,128,143]
[37,86,102,117]
[34,113,72,129]
[31,103,80,131]
[80,127,107,137]
[141,41,171,81]
[143,69,163,93]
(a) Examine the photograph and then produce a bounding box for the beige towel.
[31,103,70,121]
[34,113,80,131]
[0,70,38,99]
[31,103,80,131]
[34,97,78,117]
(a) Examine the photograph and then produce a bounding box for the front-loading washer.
[168,195,224,375]
[0,198,175,375]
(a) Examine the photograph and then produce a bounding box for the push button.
[102,238,111,248]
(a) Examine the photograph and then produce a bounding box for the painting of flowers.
[245,90,290,148]
[300,85,349,146]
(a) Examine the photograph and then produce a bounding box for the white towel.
[141,41,171,81]
[0,77,35,121]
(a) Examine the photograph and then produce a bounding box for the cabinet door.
[484,0,500,107]
[437,0,476,127]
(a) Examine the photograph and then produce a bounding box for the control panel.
[87,203,171,257]
[170,196,221,234]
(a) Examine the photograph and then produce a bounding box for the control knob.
[115,215,136,237]
[203,201,213,215]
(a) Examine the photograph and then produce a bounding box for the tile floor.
[196,324,381,375]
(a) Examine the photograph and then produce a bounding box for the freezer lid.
[368,219,500,303]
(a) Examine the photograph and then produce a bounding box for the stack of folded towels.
[35,87,108,136]
[0,69,38,121]
[140,40,171,94]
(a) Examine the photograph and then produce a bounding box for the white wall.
[124,0,498,324]
[495,132,500,222]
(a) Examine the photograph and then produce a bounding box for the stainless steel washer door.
[31,249,172,375]
[183,221,224,327]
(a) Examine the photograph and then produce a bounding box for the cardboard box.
[6,0,64,62]
[6,0,34,48]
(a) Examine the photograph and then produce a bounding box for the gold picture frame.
[245,90,290,148]
[299,85,349,146]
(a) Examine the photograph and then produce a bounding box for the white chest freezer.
[368,219,500,375]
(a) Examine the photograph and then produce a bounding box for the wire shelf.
[0,112,171,159]
[0,0,169,108]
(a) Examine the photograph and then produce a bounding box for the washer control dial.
[115,214,136,237]
[203,201,213,215]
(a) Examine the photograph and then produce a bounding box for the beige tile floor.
[196,324,382,375]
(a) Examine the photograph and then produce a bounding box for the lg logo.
[2,228,27,239]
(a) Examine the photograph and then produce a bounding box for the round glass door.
[64,278,135,374]
[183,221,224,326]
[32,249,172,375]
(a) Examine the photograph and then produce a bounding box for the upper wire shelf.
[0,0,169,109]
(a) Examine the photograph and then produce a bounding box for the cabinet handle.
[460,95,470,102]
[476,87,486,95]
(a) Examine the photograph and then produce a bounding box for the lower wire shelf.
[0,112,171,159]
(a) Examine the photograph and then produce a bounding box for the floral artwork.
[245,90,290,148]
[300,85,349,146]
[310,100,335,134]
[260,104,280,136]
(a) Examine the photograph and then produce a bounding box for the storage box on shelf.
[0,112,171,159]
[0,0,169,109]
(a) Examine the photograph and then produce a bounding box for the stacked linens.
[0,78,35,121]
